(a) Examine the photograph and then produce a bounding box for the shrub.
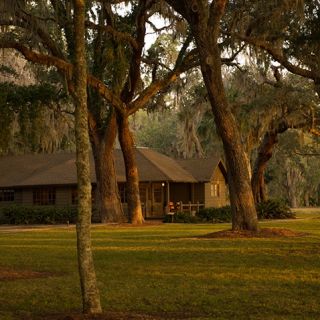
[164,199,294,224]
[0,205,78,225]
[197,206,232,223]
[256,199,295,220]
[164,212,200,223]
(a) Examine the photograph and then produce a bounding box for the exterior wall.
[204,167,229,208]
[22,189,33,205]
[14,190,23,204]
[56,187,73,206]
[0,171,228,220]
[12,186,77,207]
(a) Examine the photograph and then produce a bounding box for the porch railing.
[168,201,205,215]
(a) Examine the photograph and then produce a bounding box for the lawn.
[0,210,320,320]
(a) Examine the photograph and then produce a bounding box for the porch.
[119,181,205,219]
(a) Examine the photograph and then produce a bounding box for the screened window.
[139,185,147,203]
[0,189,14,202]
[33,188,56,205]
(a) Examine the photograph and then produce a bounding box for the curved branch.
[128,49,198,114]
[0,14,65,59]
[120,0,155,103]
[85,21,139,50]
[209,0,227,40]
[232,33,319,81]
[0,41,126,114]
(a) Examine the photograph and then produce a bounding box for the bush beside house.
[166,199,295,223]
[0,205,78,224]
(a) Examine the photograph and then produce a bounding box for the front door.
[151,183,164,217]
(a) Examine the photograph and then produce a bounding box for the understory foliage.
[256,199,295,220]
[163,212,199,223]
[0,82,74,154]
[164,199,295,224]
[0,50,75,155]
[0,205,77,224]
[267,131,320,207]
[197,206,233,223]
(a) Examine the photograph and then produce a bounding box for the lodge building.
[0,148,229,220]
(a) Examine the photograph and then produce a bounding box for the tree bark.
[164,0,259,231]
[117,112,144,224]
[181,3,258,231]
[251,132,278,204]
[286,165,302,208]
[304,191,310,207]
[73,0,102,314]
[88,111,126,223]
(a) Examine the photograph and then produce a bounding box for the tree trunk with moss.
[251,132,278,204]
[88,110,126,223]
[117,112,144,224]
[73,0,102,313]
[166,0,258,231]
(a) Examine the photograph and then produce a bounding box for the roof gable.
[137,148,197,182]
[177,156,226,182]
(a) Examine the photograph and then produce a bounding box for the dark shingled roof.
[176,156,225,182]
[0,148,197,188]
[0,153,84,187]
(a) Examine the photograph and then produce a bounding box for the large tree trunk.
[73,0,102,313]
[117,112,144,224]
[304,191,310,207]
[286,164,302,208]
[166,0,258,231]
[193,37,258,231]
[251,132,278,204]
[89,111,126,223]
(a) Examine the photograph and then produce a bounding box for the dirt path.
[0,224,74,233]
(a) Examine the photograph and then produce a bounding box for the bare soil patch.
[27,311,202,320]
[0,268,62,281]
[200,228,308,239]
[99,221,164,228]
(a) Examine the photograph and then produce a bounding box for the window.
[0,189,14,202]
[210,183,220,197]
[139,185,146,203]
[33,188,56,205]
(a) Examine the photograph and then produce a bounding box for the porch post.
[145,183,149,218]
[191,183,195,203]
[166,181,170,214]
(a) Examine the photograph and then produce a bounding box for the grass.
[0,210,320,319]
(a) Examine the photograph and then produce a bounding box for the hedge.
[0,205,78,225]
[194,199,295,224]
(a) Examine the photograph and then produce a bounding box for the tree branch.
[232,33,319,81]
[0,13,65,60]
[293,149,320,157]
[120,0,156,103]
[85,21,139,50]
[0,41,126,114]
[209,0,227,40]
[128,49,198,115]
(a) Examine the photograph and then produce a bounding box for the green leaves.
[0,82,74,154]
